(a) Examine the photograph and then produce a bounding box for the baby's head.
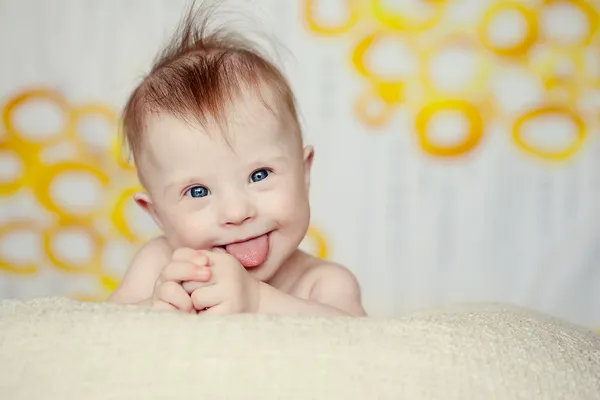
[122,5,313,282]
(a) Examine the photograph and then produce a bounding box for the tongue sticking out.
[224,234,269,267]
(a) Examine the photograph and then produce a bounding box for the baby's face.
[136,94,312,282]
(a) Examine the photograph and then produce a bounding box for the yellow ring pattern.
[371,0,446,32]
[512,106,586,161]
[541,0,599,46]
[0,143,31,196]
[3,88,74,145]
[307,225,328,259]
[304,0,360,36]
[303,0,595,161]
[33,161,110,220]
[111,186,144,243]
[477,2,539,58]
[0,221,40,275]
[415,99,484,157]
[42,219,104,274]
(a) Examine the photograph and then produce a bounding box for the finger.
[172,248,209,266]
[161,262,211,283]
[156,281,194,313]
[200,248,234,267]
[182,280,214,294]
[191,285,221,311]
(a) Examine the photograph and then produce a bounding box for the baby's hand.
[189,248,260,315]
[149,248,212,313]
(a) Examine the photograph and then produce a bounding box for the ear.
[133,191,163,230]
[302,145,315,190]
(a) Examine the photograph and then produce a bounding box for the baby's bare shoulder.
[134,236,172,261]
[290,253,366,315]
[300,257,361,292]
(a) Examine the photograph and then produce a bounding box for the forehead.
[140,90,294,172]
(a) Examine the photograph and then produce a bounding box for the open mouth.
[220,232,272,268]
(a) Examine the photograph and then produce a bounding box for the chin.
[246,248,294,283]
[245,253,281,281]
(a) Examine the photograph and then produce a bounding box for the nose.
[218,190,256,226]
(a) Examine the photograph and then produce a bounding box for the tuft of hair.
[121,0,300,169]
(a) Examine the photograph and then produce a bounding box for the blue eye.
[185,186,210,198]
[250,169,269,183]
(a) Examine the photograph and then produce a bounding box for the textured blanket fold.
[0,297,599,399]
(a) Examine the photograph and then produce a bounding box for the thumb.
[212,246,227,254]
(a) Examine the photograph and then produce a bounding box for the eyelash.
[183,168,272,198]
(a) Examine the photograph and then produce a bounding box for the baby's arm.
[258,263,367,317]
[106,237,172,305]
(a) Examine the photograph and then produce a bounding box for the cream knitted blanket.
[0,297,599,399]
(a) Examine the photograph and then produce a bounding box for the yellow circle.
[526,45,584,104]
[0,221,40,275]
[2,88,74,145]
[477,2,539,58]
[354,83,401,128]
[43,219,103,274]
[72,103,119,153]
[419,34,493,98]
[71,103,135,171]
[352,32,415,85]
[303,0,360,36]
[354,92,393,128]
[33,162,109,220]
[0,141,32,196]
[111,187,144,243]
[512,106,585,161]
[371,0,446,32]
[415,99,484,157]
[306,225,328,259]
[541,0,599,46]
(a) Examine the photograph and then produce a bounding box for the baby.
[107,3,366,317]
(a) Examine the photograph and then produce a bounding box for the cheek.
[158,206,215,249]
[261,182,310,225]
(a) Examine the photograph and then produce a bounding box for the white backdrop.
[0,0,599,327]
